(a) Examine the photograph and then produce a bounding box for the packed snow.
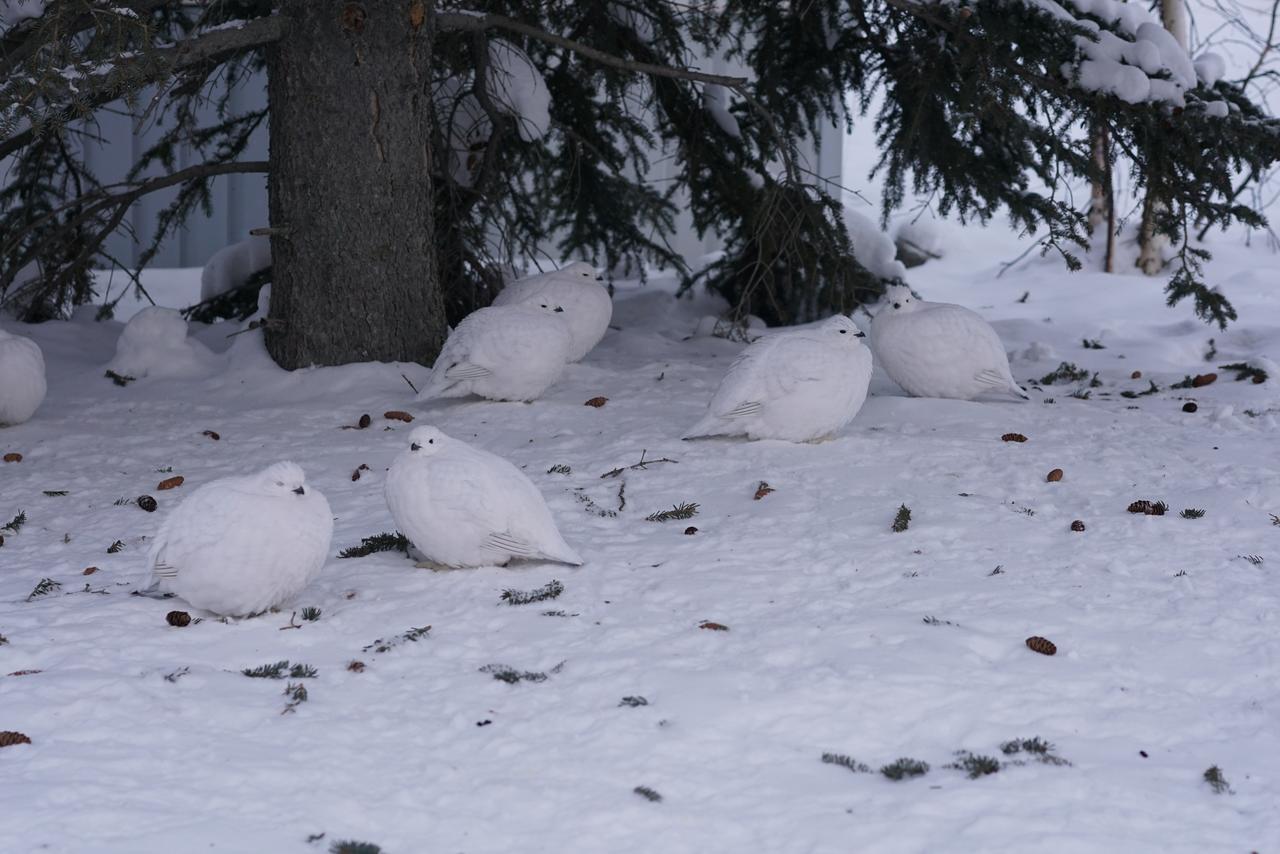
[842,204,907,281]
[104,306,220,380]
[200,235,271,302]
[2,218,1279,852]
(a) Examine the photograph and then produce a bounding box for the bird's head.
[560,261,600,281]
[257,461,309,497]
[407,425,450,457]
[824,314,866,340]
[881,283,920,314]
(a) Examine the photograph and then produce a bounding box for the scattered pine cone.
[202,430,220,441]
[0,731,31,748]
[1001,433,1028,443]
[1182,402,1198,413]
[1070,520,1086,532]
[699,621,729,631]
[584,397,608,407]
[82,566,99,575]
[137,495,157,512]
[684,526,698,535]
[358,413,372,429]
[6,670,41,677]
[347,660,366,673]
[1046,468,1063,482]
[351,464,370,482]
[157,476,184,491]
[384,410,414,422]
[1192,373,1217,388]
[3,453,21,463]
[1253,374,1266,384]
[1025,636,1057,656]
[166,610,191,627]
[1127,500,1167,516]
[1131,371,1142,380]
[754,482,775,500]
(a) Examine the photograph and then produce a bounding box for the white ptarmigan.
[145,462,333,616]
[417,303,573,403]
[491,262,611,361]
[870,284,1029,401]
[684,314,873,443]
[0,325,46,426]
[384,425,583,568]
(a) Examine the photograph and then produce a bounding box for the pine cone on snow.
[0,731,31,747]
[1025,636,1057,656]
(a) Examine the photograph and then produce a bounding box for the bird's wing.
[483,531,537,557]
[915,305,1015,378]
[444,362,492,380]
[710,334,839,416]
[146,483,237,581]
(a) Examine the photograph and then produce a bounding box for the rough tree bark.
[266,0,446,369]
[1136,0,1189,275]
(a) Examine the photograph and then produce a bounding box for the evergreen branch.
[1,511,26,535]
[436,12,747,87]
[645,502,699,522]
[337,532,412,559]
[880,758,930,780]
[500,580,564,606]
[822,753,871,773]
[892,504,911,533]
[241,660,317,679]
[362,625,432,654]
[25,577,60,601]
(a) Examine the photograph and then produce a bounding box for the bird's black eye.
[554,306,564,313]
[428,438,434,444]
[839,329,847,334]
[893,302,901,309]
[411,442,421,451]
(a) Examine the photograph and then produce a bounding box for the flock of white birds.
[0,264,1028,618]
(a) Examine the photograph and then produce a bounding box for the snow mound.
[704,83,740,138]
[842,206,907,281]
[106,307,221,380]
[1194,52,1226,86]
[199,235,271,302]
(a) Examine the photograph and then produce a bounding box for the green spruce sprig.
[822,753,871,773]
[1203,765,1233,794]
[880,758,929,780]
[500,580,564,606]
[338,532,411,559]
[947,751,1001,779]
[646,502,699,522]
[241,660,318,679]
[1220,362,1268,383]
[1039,362,1090,385]
[2,511,26,534]
[25,577,60,600]
[892,504,911,532]
[362,625,432,654]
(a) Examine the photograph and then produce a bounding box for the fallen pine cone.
[1001,433,1028,443]
[1182,402,1198,413]
[347,660,366,673]
[684,526,698,535]
[7,670,41,677]
[699,621,729,631]
[0,731,31,748]
[351,464,370,482]
[157,476,184,491]
[584,397,608,408]
[1192,373,1217,388]
[137,495,158,512]
[166,610,191,627]
[3,453,21,463]
[1071,520,1086,532]
[754,482,775,500]
[1046,468,1063,483]
[82,566,99,575]
[1025,636,1057,656]
[358,413,372,429]
[384,410,414,423]
[202,430,220,441]
[1131,371,1142,380]
[1127,500,1167,516]
[1253,374,1266,384]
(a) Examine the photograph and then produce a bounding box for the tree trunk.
[1137,0,1188,276]
[265,0,446,369]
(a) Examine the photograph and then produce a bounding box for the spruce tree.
[1,0,1277,367]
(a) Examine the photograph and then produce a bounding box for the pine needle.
[241,660,317,679]
[25,577,60,601]
[1039,362,1090,385]
[338,532,411,559]
[633,786,663,802]
[362,625,431,654]
[281,682,309,714]
[1220,362,1268,383]
[645,502,699,522]
[1,511,26,534]
[1120,380,1161,399]
[822,753,871,773]
[880,758,930,780]
[1203,765,1232,794]
[892,504,911,532]
[104,369,135,386]
[480,663,548,684]
[947,751,1001,779]
[500,579,564,606]
[1180,508,1206,519]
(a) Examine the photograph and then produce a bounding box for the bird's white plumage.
[417,304,573,402]
[685,315,873,442]
[491,262,611,361]
[0,325,46,426]
[146,462,333,616]
[384,426,583,568]
[870,284,1028,401]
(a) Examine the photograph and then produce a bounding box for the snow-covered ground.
[2,223,1279,853]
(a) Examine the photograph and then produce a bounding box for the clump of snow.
[608,2,656,41]
[893,217,945,265]
[106,306,220,380]
[704,83,741,138]
[1194,52,1226,86]
[199,235,271,302]
[0,0,43,30]
[487,40,551,143]
[842,205,907,281]
[1203,100,1230,118]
